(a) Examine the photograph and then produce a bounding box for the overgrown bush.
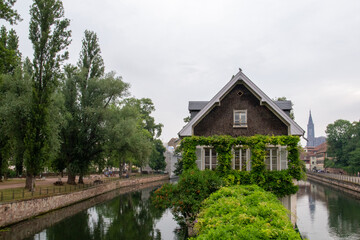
[223,169,298,198]
[180,135,305,197]
[152,169,223,233]
[192,185,301,240]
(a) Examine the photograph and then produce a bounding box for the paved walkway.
[0,175,105,190]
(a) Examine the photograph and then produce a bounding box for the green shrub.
[192,185,301,240]
[6,168,16,178]
[152,169,223,229]
[223,169,297,198]
[261,170,298,198]
[223,170,251,186]
[179,135,305,197]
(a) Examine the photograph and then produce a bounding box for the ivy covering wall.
[180,135,304,197]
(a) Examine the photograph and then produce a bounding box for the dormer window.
[233,110,247,128]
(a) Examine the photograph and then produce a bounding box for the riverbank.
[0,179,169,240]
[0,174,169,228]
[307,172,360,198]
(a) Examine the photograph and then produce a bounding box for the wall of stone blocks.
[0,175,169,228]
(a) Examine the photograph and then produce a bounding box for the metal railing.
[309,172,360,185]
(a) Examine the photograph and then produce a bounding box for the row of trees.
[0,0,166,190]
[325,120,360,174]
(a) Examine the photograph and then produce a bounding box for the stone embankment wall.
[0,175,168,228]
[307,173,360,194]
[0,180,168,240]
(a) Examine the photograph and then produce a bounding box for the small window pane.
[240,112,247,125]
[234,110,247,127]
[272,149,278,170]
[241,149,247,171]
[280,147,288,170]
[205,148,210,169]
[247,152,252,171]
[211,149,217,170]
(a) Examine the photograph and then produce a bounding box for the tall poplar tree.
[24,0,71,191]
[0,0,21,25]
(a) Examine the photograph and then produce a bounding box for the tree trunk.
[78,174,84,184]
[67,173,76,185]
[25,173,35,191]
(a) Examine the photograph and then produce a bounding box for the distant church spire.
[306,110,315,147]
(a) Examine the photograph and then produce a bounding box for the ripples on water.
[297,180,360,240]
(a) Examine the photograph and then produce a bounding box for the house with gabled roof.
[178,69,305,172]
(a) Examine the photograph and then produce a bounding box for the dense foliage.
[191,185,301,240]
[326,119,360,174]
[180,135,303,197]
[23,0,72,190]
[0,0,163,187]
[152,169,223,232]
[149,139,166,171]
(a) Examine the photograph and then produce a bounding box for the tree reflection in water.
[30,187,185,240]
[297,180,360,240]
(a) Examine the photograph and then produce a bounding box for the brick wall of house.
[194,83,289,137]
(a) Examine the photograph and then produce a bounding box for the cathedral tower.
[306,111,315,147]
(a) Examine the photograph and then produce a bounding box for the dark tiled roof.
[273,100,292,110]
[188,101,209,111]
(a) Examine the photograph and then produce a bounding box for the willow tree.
[105,103,152,175]
[24,0,71,191]
[59,30,129,184]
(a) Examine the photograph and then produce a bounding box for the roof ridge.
[179,70,305,137]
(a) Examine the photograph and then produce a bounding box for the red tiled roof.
[314,142,327,153]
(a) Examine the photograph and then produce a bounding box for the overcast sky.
[6,0,360,146]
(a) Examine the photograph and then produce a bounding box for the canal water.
[25,185,183,240]
[0,181,184,240]
[3,179,360,239]
[297,180,360,240]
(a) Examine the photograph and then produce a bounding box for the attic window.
[237,91,243,96]
[233,110,247,128]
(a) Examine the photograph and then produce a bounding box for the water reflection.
[297,180,360,240]
[21,185,182,240]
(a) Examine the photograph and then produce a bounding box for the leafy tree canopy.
[24,0,71,190]
[326,120,360,173]
[149,139,166,171]
[0,0,21,24]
